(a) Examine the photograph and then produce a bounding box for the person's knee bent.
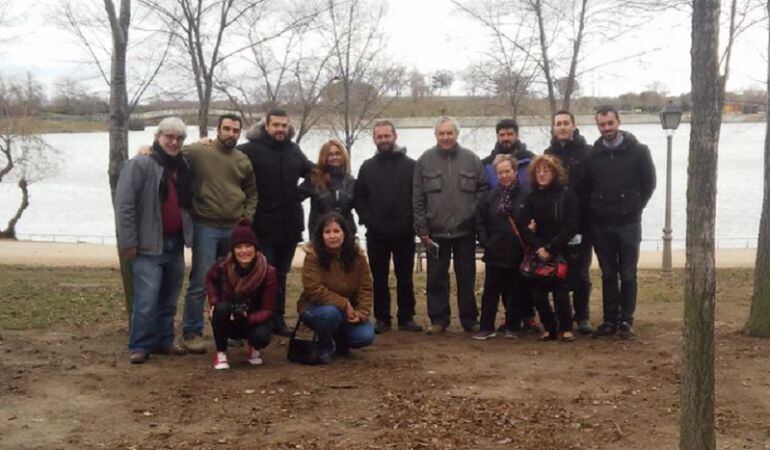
[347,322,375,349]
[302,305,344,332]
[249,322,273,349]
[212,302,232,323]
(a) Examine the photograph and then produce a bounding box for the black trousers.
[531,281,573,334]
[367,237,416,324]
[565,232,593,322]
[426,235,478,328]
[260,242,297,326]
[480,265,524,332]
[211,302,272,352]
[592,222,641,325]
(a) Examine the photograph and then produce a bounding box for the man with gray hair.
[413,116,488,334]
[117,117,194,364]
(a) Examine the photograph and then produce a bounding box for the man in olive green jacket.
[413,116,488,334]
[180,114,258,353]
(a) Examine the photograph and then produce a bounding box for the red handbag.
[508,216,569,282]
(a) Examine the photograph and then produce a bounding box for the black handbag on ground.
[287,317,323,365]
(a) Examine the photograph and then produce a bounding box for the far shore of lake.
[24,112,767,135]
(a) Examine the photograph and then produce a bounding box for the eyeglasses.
[162,134,186,143]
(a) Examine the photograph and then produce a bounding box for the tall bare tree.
[680,1,763,446]
[215,8,334,143]
[322,0,405,154]
[102,0,135,320]
[746,0,770,337]
[56,0,171,114]
[454,0,539,118]
[456,0,670,118]
[140,0,306,138]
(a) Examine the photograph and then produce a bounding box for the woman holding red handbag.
[522,155,580,341]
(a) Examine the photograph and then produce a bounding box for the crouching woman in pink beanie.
[206,219,277,370]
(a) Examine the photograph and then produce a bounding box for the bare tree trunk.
[0,178,29,239]
[105,0,134,322]
[562,0,587,111]
[746,0,770,338]
[680,1,721,448]
[532,0,556,117]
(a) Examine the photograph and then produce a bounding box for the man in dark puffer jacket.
[237,108,313,336]
[544,110,594,335]
[587,106,656,340]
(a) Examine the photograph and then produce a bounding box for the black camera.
[231,301,248,317]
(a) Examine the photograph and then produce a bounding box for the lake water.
[0,122,764,250]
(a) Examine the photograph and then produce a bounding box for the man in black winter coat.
[237,109,313,336]
[588,106,656,340]
[544,110,595,335]
[354,120,423,334]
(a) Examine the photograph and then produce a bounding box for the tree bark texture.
[680,1,721,449]
[0,178,29,239]
[746,1,770,338]
[532,0,557,117]
[105,0,134,322]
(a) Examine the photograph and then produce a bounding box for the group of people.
[115,105,655,368]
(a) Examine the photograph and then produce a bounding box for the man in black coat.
[354,120,423,334]
[544,110,594,335]
[237,108,313,336]
[588,106,656,340]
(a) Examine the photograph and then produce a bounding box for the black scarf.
[150,141,193,208]
[328,166,345,191]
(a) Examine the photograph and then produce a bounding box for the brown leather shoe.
[130,350,149,364]
[426,324,446,335]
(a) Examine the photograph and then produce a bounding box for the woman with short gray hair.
[473,154,528,340]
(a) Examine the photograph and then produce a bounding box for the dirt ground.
[1,267,769,450]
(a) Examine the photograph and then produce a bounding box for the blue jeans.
[182,221,233,336]
[592,221,641,325]
[301,305,375,355]
[129,235,185,352]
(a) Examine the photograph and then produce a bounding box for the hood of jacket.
[245,122,296,147]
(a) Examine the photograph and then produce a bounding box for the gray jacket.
[413,144,488,239]
[116,155,193,255]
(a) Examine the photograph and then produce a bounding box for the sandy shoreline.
[0,240,756,269]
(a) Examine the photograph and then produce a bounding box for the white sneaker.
[213,352,230,370]
[246,346,263,365]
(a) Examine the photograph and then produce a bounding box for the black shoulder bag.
[287,317,323,365]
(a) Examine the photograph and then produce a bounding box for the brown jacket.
[297,245,373,320]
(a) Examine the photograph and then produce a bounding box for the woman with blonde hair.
[300,139,357,235]
[521,155,580,341]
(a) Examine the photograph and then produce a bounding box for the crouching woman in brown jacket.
[297,212,375,364]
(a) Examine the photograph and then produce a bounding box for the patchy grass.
[0,265,755,332]
[0,266,125,330]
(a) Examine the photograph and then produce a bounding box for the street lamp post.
[659,101,682,275]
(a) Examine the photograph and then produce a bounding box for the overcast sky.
[1,0,766,98]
